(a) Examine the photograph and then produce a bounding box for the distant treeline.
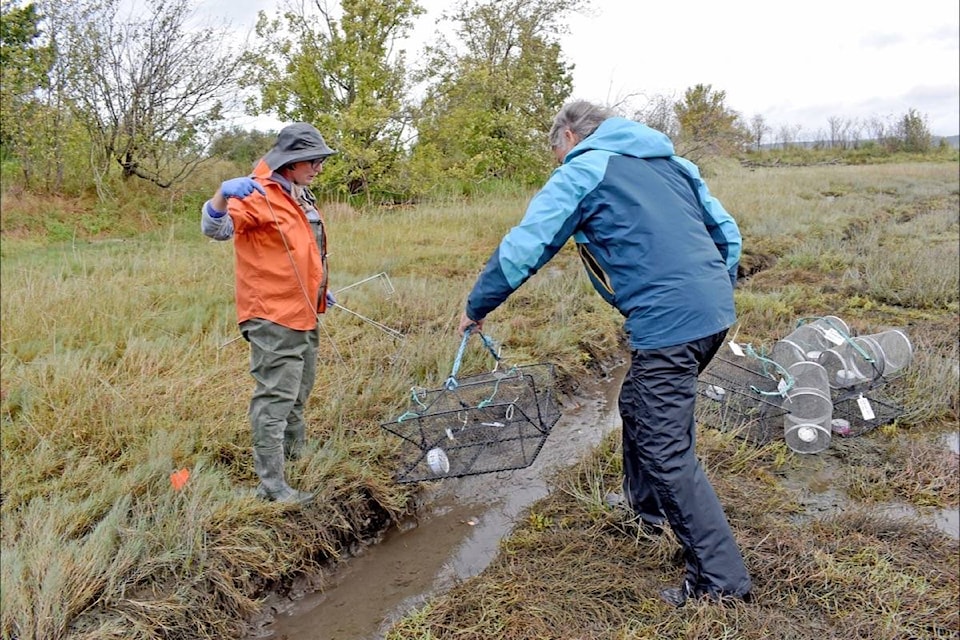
[1,0,953,205]
[760,134,959,151]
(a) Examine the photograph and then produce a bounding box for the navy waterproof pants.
[619,329,752,598]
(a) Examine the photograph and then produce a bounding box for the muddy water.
[254,361,628,640]
[780,430,959,539]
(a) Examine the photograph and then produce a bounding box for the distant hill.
[940,135,960,148]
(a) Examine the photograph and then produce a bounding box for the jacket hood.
[565,117,675,163]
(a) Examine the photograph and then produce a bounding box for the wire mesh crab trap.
[696,351,790,446]
[380,331,561,483]
[829,388,905,438]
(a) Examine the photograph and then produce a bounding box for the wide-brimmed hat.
[262,122,337,170]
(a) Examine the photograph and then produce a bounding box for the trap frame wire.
[777,316,909,439]
[696,351,792,445]
[821,336,909,438]
[380,329,561,483]
[697,354,905,444]
[829,384,906,438]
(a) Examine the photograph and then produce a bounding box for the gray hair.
[548,100,615,149]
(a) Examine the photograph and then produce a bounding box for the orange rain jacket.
[226,159,327,330]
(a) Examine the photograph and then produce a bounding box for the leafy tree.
[412,0,585,189]
[863,109,932,152]
[208,127,277,168]
[1,2,53,175]
[673,84,750,161]
[894,108,932,153]
[246,0,424,202]
[0,0,41,68]
[1,1,46,150]
[42,0,247,190]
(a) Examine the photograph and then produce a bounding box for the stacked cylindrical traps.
[696,316,911,454]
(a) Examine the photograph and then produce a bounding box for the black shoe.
[659,581,752,608]
[659,581,695,607]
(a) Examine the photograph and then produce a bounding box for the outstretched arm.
[463,156,602,325]
[200,177,265,241]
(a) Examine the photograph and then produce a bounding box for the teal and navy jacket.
[465,117,741,351]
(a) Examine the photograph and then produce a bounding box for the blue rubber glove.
[220,177,265,199]
[325,290,337,307]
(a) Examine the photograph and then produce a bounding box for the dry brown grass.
[387,428,959,640]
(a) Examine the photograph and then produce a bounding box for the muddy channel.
[246,362,959,640]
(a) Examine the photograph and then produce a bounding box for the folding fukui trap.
[380,330,561,483]
[830,391,904,438]
[696,352,790,446]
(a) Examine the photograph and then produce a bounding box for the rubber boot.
[253,449,313,505]
[659,580,753,607]
[284,421,306,461]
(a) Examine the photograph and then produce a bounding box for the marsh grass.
[2,161,957,639]
[0,186,622,638]
[386,429,959,640]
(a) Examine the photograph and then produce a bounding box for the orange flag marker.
[170,468,190,491]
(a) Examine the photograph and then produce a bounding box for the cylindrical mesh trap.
[819,329,912,389]
[701,318,910,451]
[782,361,832,454]
[770,316,851,368]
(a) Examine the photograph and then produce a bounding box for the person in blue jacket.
[456,100,752,606]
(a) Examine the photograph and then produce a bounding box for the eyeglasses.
[309,158,326,170]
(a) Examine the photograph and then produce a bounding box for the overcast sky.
[202,0,960,137]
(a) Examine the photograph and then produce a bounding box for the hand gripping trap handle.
[445,327,501,390]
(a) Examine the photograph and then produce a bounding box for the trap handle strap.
[745,343,795,397]
[446,326,501,389]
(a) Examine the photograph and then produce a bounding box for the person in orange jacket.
[201,123,337,504]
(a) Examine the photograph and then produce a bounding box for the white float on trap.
[426,447,450,474]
